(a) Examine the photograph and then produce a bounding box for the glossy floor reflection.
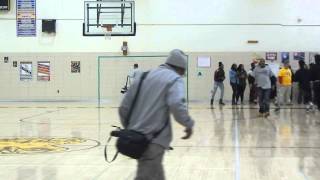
[0,103,320,180]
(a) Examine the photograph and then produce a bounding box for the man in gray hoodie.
[119,49,195,180]
[253,58,275,117]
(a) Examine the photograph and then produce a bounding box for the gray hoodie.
[253,65,275,89]
[119,64,194,148]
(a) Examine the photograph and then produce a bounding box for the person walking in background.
[236,64,247,104]
[210,62,226,108]
[253,58,275,117]
[294,60,314,112]
[119,49,194,180]
[268,61,280,103]
[309,62,316,104]
[275,61,293,111]
[247,62,257,104]
[129,63,141,83]
[229,64,238,105]
[288,65,295,102]
[310,54,320,111]
[121,63,142,94]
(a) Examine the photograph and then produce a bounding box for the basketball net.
[102,24,113,40]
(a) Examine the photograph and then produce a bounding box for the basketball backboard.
[83,0,136,36]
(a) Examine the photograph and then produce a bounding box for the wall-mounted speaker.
[0,0,10,10]
[42,19,56,33]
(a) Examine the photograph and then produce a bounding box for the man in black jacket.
[295,60,313,111]
[210,62,225,107]
[310,54,320,111]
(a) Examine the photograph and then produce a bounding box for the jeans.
[298,87,312,104]
[236,84,246,103]
[258,88,271,113]
[314,81,320,110]
[249,83,257,103]
[230,83,238,104]
[211,81,224,101]
[135,144,165,180]
[277,85,292,106]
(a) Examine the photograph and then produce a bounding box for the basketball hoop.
[102,24,113,40]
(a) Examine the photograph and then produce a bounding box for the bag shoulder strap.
[125,71,149,127]
[104,136,119,163]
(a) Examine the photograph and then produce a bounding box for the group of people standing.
[210,54,320,117]
[210,62,248,107]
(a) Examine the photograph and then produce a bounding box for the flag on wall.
[20,62,32,80]
[37,61,50,81]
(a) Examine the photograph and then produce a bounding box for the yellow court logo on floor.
[0,137,100,154]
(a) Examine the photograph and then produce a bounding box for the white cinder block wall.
[0,0,320,103]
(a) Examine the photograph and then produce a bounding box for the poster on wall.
[37,61,50,81]
[281,52,290,63]
[293,52,305,61]
[4,57,9,63]
[20,62,32,80]
[16,0,36,37]
[71,61,80,73]
[197,56,211,68]
[266,52,277,61]
[309,52,320,64]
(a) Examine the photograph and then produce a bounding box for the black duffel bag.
[111,129,149,159]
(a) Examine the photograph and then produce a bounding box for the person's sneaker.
[264,112,270,117]
[219,99,225,105]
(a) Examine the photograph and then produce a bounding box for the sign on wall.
[16,0,36,37]
[4,57,8,63]
[197,56,211,68]
[37,61,50,81]
[266,52,277,61]
[281,52,290,63]
[293,52,305,61]
[20,62,32,80]
[309,52,319,64]
[71,61,80,73]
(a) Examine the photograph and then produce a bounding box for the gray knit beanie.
[165,49,187,70]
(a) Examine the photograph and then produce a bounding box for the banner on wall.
[37,61,50,81]
[266,52,277,61]
[16,0,36,37]
[309,52,319,64]
[20,62,32,80]
[281,52,290,63]
[293,52,305,61]
[197,56,211,68]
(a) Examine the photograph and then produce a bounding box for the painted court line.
[234,117,241,180]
